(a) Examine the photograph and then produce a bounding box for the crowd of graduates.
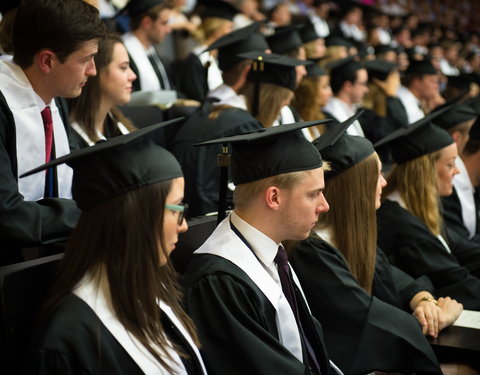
[2,0,480,374]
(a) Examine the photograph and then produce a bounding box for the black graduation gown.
[324,100,407,143]
[174,53,209,102]
[26,294,144,374]
[26,293,205,374]
[183,253,334,375]
[441,186,480,245]
[0,92,80,265]
[291,237,441,375]
[377,199,480,310]
[170,101,262,217]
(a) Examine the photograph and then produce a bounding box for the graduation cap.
[469,116,480,142]
[375,44,396,56]
[0,0,20,14]
[405,59,437,76]
[325,36,353,48]
[364,59,397,81]
[306,62,327,77]
[20,119,184,210]
[118,0,164,18]
[198,0,239,20]
[446,73,480,91]
[326,55,362,73]
[205,22,269,72]
[300,21,321,44]
[266,24,304,55]
[239,51,312,115]
[374,105,454,164]
[432,104,479,130]
[317,133,374,180]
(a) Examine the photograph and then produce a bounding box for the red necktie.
[41,106,53,162]
[40,106,55,197]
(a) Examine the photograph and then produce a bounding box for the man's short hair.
[233,170,310,209]
[330,68,358,96]
[12,0,106,69]
[129,4,170,31]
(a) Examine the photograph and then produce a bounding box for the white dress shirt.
[453,156,477,238]
[323,97,364,136]
[396,85,425,124]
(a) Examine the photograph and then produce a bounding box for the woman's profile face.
[100,42,137,108]
[436,143,460,197]
[375,158,387,210]
[161,177,188,265]
[316,75,332,107]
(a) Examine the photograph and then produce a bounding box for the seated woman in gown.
[68,33,137,148]
[376,108,480,310]
[25,122,207,374]
[291,131,463,375]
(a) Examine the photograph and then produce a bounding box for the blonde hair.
[192,17,230,44]
[317,153,378,294]
[234,170,309,210]
[383,152,442,235]
[362,83,387,117]
[303,40,320,59]
[240,82,293,127]
[293,76,327,137]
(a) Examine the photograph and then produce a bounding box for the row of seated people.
[1,0,480,374]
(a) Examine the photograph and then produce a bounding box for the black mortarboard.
[313,0,330,6]
[446,74,472,91]
[20,119,184,210]
[121,0,164,17]
[239,51,312,115]
[374,106,454,164]
[327,56,362,74]
[0,0,20,14]
[196,113,362,185]
[266,24,304,55]
[325,36,353,48]
[198,0,239,20]
[318,133,374,180]
[364,59,397,81]
[375,44,396,56]
[307,62,327,77]
[432,104,479,130]
[240,51,311,90]
[300,21,321,44]
[464,95,480,113]
[405,59,437,75]
[205,22,269,72]
[469,116,480,141]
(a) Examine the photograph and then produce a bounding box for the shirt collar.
[33,89,52,112]
[453,156,474,192]
[230,211,281,269]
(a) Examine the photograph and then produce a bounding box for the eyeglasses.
[165,203,188,225]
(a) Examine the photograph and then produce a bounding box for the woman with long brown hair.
[292,64,332,139]
[376,110,480,310]
[26,123,207,374]
[68,33,137,148]
[291,132,462,375]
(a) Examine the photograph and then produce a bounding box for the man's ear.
[36,50,56,74]
[451,130,461,145]
[140,15,153,30]
[264,186,282,211]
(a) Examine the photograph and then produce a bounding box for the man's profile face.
[350,68,369,104]
[49,39,98,99]
[279,167,329,241]
[419,74,440,100]
[147,9,172,44]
